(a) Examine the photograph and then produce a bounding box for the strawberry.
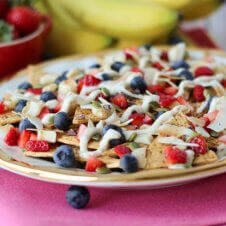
[25,140,50,152]
[4,127,20,146]
[85,157,105,172]
[0,101,5,114]
[164,146,187,164]
[194,66,214,77]
[38,107,50,119]
[190,135,207,155]
[6,6,41,35]
[147,84,164,94]
[30,133,37,141]
[114,145,132,158]
[176,96,188,105]
[152,62,164,70]
[204,110,219,122]
[221,79,226,88]
[77,74,101,93]
[111,93,128,109]
[131,67,144,75]
[129,113,152,127]
[164,86,177,95]
[95,92,107,101]
[160,51,168,61]
[159,94,175,108]
[18,130,32,148]
[77,124,87,140]
[27,88,42,95]
[124,47,139,60]
[193,85,205,102]
[0,0,8,19]
[53,103,61,113]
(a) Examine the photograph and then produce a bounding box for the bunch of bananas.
[34,0,222,56]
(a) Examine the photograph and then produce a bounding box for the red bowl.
[0,16,51,77]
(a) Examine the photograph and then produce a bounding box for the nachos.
[0,43,225,174]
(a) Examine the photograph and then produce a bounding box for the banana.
[58,0,179,40]
[114,39,149,49]
[181,0,222,20]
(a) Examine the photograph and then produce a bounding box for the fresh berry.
[194,66,214,77]
[164,146,187,164]
[55,71,67,84]
[14,100,27,112]
[129,113,152,127]
[159,94,175,107]
[54,112,71,131]
[130,76,147,94]
[152,62,164,70]
[66,186,90,209]
[85,157,105,172]
[38,107,50,119]
[53,103,61,113]
[176,96,188,105]
[89,63,101,69]
[27,88,42,95]
[120,154,138,173]
[140,44,152,51]
[164,86,177,95]
[190,135,207,155]
[131,67,144,75]
[53,145,76,167]
[77,74,101,93]
[0,0,8,19]
[19,118,36,132]
[221,79,226,88]
[18,82,32,90]
[110,93,128,109]
[30,133,37,141]
[155,111,164,119]
[101,73,111,81]
[114,145,132,158]
[178,70,193,80]
[0,101,5,114]
[160,51,168,61]
[102,124,126,148]
[111,61,125,72]
[40,91,57,102]
[6,6,41,35]
[147,84,164,94]
[25,140,50,152]
[193,85,205,102]
[204,110,219,122]
[18,130,32,148]
[172,60,189,70]
[4,127,19,146]
[124,47,139,60]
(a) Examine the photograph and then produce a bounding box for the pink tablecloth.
[1,170,226,226]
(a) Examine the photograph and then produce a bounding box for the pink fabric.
[1,170,226,226]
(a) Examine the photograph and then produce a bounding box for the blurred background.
[0,0,225,75]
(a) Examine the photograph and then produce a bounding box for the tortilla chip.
[0,112,21,126]
[166,112,190,127]
[206,137,219,150]
[193,150,218,166]
[24,149,55,158]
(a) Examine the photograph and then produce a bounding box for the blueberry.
[40,91,57,102]
[130,76,147,94]
[102,124,126,148]
[111,61,125,72]
[120,154,138,173]
[168,36,183,45]
[18,82,32,90]
[55,71,67,85]
[53,145,76,167]
[66,186,90,209]
[19,118,36,132]
[156,111,164,119]
[89,63,101,69]
[140,44,152,51]
[172,60,189,70]
[14,100,27,112]
[54,112,71,131]
[101,73,111,81]
[178,70,193,80]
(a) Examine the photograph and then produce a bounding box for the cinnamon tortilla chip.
[193,150,218,166]
[0,112,21,126]
[166,112,190,127]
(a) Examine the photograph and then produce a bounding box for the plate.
[0,47,226,189]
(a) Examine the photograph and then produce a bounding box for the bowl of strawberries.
[0,0,51,77]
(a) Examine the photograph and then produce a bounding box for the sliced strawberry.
[194,66,214,77]
[204,110,219,122]
[77,124,87,140]
[25,140,50,152]
[77,77,84,93]
[111,93,128,109]
[190,135,207,155]
[159,94,175,108]
[114,145,132,158]
[38,107,50,119]
[95,92,107,101]
[4,127,20,146]
[129,113,152,127]
[160,51,168,61]
[124,47,139,60]
[221,79,226,88]
[0,101,5,114]
[176,96,188,105]
[18,130,32,148]
[164,86,177,95]
[85,157,105,172]
[77,74,101,93]
[30,133,37,141]
[152,62,164,70]
[143,114,153,125]
[131,67,144,75]
[164,146,187,164]
[193,85,205,102]
[53,103,61,113]
[27,88,42,95]
[147,84,164,94]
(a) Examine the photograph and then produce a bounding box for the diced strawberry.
[77,124,87,140]
[95,92,107,101]
[85,157,105,172]
[176,96,188,105]
[53,103,61,113]
[164,86,177,95]
[129,113,152,127]
[131,67,144,75]
[193,85,205,102]
[218,135,226,144]
[159,94,175,108]
[25,140,50,152]
[147,84,164,94]
[194,66,214,77]
[143,114,153,125]
[38,107,50,119]
[204,110,219,122]
[164,146,187,164]
[114,145,132,158]
[27,88,42,95]
[201,117,211,127]
[77,74,101,93]
[0,101,5,114]
[77,78,84,94]
[111,93,128,109]
[30,133,37,141]
[18,130,32,148]
[124,47,139,60]
[160,51,168,61]
[4,127,20,146]
[221,79,226,88]
[152,62,164,70]
[190,135,207,155]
